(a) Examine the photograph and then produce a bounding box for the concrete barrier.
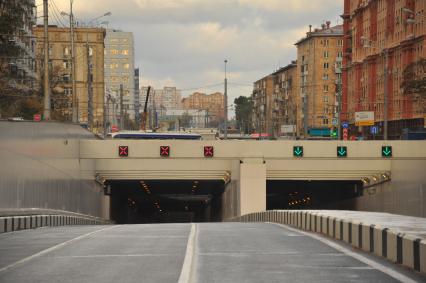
[232,210,425,275]
[0,214,110,234]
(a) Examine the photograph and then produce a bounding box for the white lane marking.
[178,223,197,283]
[0,225,116,274]
[49,254,176,259]
[271,223,418,283]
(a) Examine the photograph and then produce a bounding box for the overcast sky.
[37,0,343,106]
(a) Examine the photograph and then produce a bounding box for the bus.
[108,132,202,140]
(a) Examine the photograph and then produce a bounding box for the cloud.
[38,0,343,109]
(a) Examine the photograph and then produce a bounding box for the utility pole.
[224,59,228,139]
[69,0,77,123]
[119,84,124,130]
[86,35,93,129]
[383,49,388,140]
[43,0,50,120]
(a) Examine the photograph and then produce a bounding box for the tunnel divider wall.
[229,210,425,275]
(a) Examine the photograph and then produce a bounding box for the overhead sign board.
[281,125,296,134]
[118,146,128,157]
[293,146,303,157]
[355,111,374,126]
[382,146,392,158]
[337,146,347,157]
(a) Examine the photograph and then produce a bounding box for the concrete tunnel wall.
[0,121,109,219]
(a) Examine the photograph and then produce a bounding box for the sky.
[36,0,343,109]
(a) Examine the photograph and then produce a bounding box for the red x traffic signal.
[160,146,170,157]
[118,146,128,157]
[204,146,214,157]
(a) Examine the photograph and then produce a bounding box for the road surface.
[0,223,424,283]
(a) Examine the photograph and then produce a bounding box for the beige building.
[342,0,425,139]
[252,75,275,135]
[252,62,299,137]
[295,22,343,137]
[33,26,105,129]
[181,92,224,123]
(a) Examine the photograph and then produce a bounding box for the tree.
[401,58,426,112]
[234,96,253,134]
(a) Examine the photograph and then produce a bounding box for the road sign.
[118,146,128,157]
[33,114,41,122]
[204,146,214,157]
[382,146,392,158]
[111,125,119,133]
[355,111,374,126]
[343,128,348,140]
[337,146,347,157]
[160,146,170,157]
[293,146,303,157]
[370,126,379,135]
[342,122,349,129]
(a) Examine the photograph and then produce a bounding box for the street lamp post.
[224,59,228,139]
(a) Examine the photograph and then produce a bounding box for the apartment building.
[104,29,135,122]
[33,26,105,128]
[295,22,344,137]
[342,0,425,139]
[181,92,224,124]
[1,0,37,90]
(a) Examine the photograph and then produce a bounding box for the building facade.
[0,0,37,91]
[181,92,224,124]
[251,62,299,138]
[295,22,344,138]
[33,26,105,128]
[252,75,275,135]
[342,0,425,139]
[104,29,135,123]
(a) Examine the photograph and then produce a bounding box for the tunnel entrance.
[267,180,362,210]
[109,180,225,224]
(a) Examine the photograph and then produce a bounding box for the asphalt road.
[0,223,424,283]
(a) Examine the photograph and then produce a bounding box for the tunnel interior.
[267,180,363,210]
[108,180,226,224]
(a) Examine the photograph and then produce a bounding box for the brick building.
[181,92,224,124]
[295,22,344,138]
[342,0,425,139]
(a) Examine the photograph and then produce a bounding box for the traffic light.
[118,146,128,157]
[160,146,170,157]
[293,146,303,157]
[204,146,214,157]
[381,146,392,158]
[330,129,338,138]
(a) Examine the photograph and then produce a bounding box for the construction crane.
[140,86,151,131]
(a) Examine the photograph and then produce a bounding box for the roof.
[295,24,343,45]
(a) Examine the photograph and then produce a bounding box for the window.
[323,118,329,125]
[62,60,70,69]
[337,39,343,46]
[110,49,119,55]
[323,74,329,80]
[63,46,69,56]
[323,85,329,92]
[122,50,129,55]
[324,96,328,103]
[64,88,72,95]
[323,51,329,58]
[89,47,93,57]
[62,74,70,82]
[337,51,343,57]
[123,63,130,69]
[324,39,329,47]
[323,62,329,69]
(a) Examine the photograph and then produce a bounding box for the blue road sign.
[342,122,349,129]
[371,126,378,135]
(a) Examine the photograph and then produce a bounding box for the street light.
[361,35,389,140]
[224,59,228,139]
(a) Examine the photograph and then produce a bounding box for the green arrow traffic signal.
[382,146,392,157]
[337,146,347,157]
[293,146,303,157]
